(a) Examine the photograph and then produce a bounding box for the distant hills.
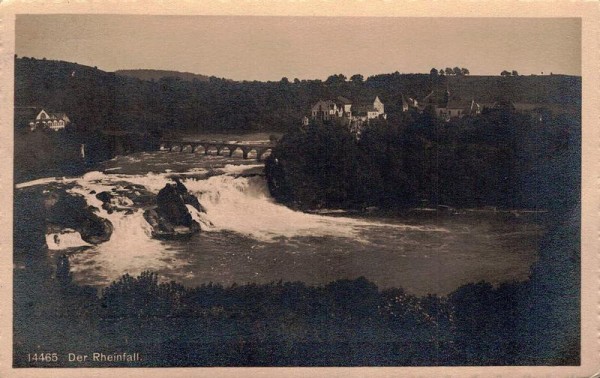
[14,57,581,135]
[115,69,210,82]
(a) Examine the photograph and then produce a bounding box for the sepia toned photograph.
[6,10,591,373]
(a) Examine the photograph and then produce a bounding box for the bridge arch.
[228,146,243,158]
[204,145,218,155]
[219,145,233,156]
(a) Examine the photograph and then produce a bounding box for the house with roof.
[336,96,353,117]
[309,96,386,123]
[307,96,387,138]
[401,94,419,112]
[352,96,387,122]
[416,90,481,121]
[21,108,71,131]
[435,100,481,121]
[310,96,353,122]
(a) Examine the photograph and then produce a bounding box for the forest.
[265,106,580,212]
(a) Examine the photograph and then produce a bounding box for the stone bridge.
[159,140,276,161]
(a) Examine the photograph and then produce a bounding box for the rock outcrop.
[94,183,154,214]
[143,179,202,240]
[44,191,113,244]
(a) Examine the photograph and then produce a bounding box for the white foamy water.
[68,165,447,243]
[46,229,92,250]
[63,169,444,244]
[181,174,445,242]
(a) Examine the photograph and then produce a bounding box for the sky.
[16,15,581,81]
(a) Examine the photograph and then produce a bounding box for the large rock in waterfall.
[94,182,155,214]
[143,179,201,240]
[44,190,113,244]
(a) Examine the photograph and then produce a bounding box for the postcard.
[1,1,598,377]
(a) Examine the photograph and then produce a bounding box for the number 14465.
[27,353,58,362]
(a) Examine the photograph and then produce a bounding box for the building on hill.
[18,108,71,131]
[336,96,353,117]
[417,90,481,121]
[307,96,387,138]
[435,100,481,121]
[310,100,344,121]
[310,96,353,122]
[352,97,387,122]
[401,94,419,112]
[372,96,385,116]
[309,96,386,122]
[418,89,449,112]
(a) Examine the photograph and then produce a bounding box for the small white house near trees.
[29,109,71,131]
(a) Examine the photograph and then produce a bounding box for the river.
[15,139,544,296]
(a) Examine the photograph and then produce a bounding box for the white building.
[309,96,386,125]
[29,109,70,131]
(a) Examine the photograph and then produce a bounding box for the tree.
[453,67,462,76]
[350,74,364,84]
[325,74,347,85]
[461,68,470,75]
[511,70,519,76]
[280,77,290,84]
[445,67,453,76]
[439,69,445,76]
[429,68,438,79]
[501,70,511,77]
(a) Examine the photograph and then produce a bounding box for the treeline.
[266,106,580,211]
[94,273,525,366]
[15,57,580,135]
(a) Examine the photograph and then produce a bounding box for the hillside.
[115,69,210,82]
[15,57,581,135]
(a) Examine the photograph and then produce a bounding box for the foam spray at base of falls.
[182,174,426,242]
[63,175,188,285]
